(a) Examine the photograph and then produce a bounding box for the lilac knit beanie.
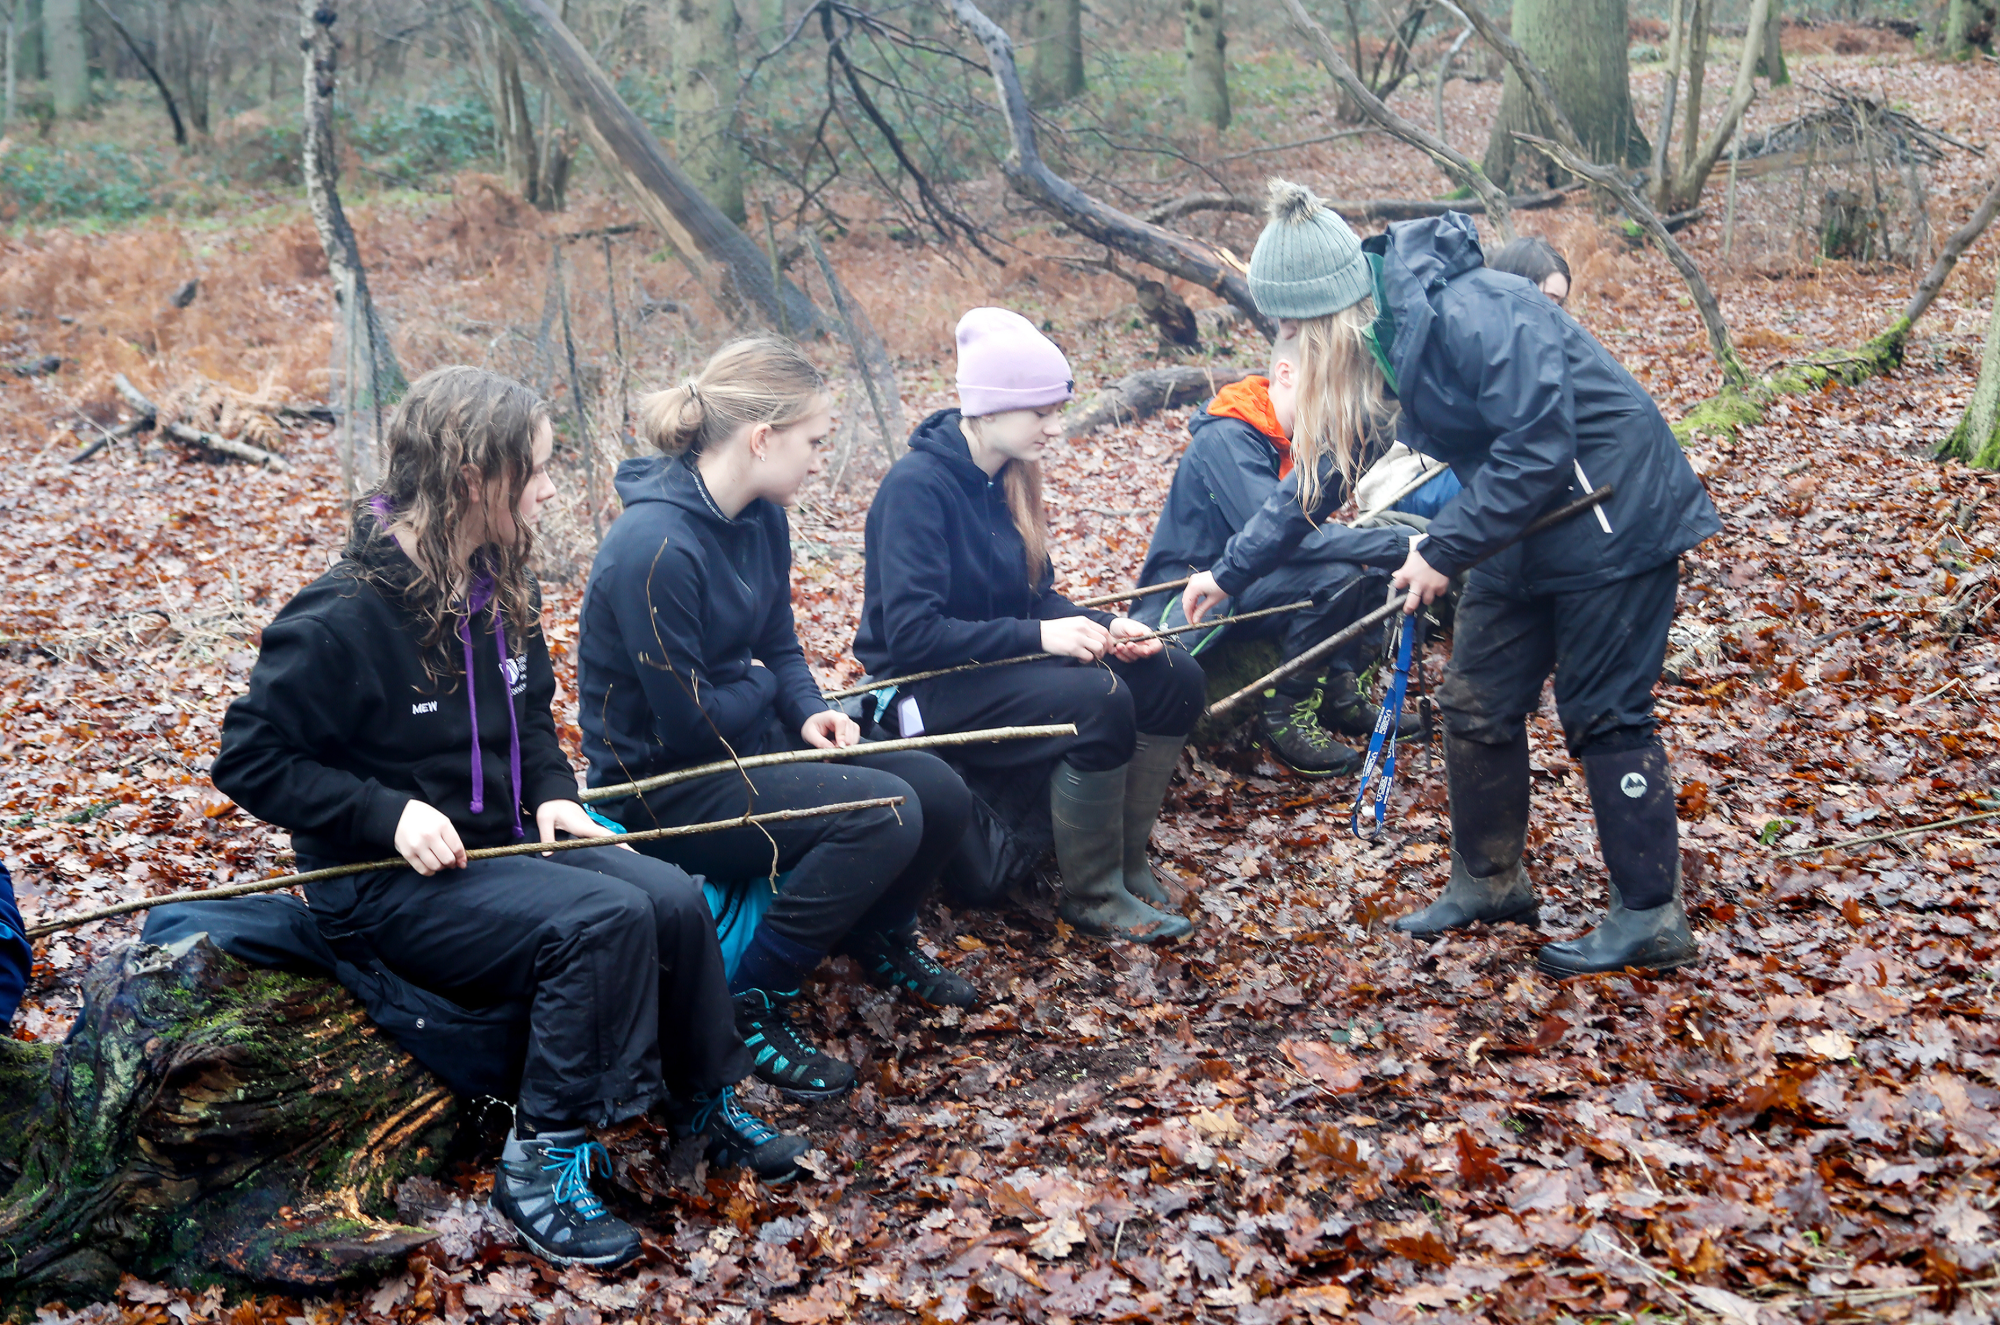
[954,308,1075,418]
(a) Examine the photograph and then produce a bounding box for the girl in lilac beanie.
[852,309,1207,944]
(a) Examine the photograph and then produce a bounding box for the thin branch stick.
[1900,170,2000,332]
[580,724,1077,802]
[25,797,906,939]
[1073,576,1191,610]
[1206,485,1617,720]
[819,601,1320,703]
[1772,807,2000,859]
[1276,0,1516,243]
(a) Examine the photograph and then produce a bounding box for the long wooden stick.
[819,601,1318,703]
[1772,807,2000,859]
[25,797,905,940]
[579,724,1078,803]
[1204,486,1617,721]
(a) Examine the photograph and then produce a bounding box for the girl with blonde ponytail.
[854,309,1207,945]
[577,335,977,1104]
[1184,179,1721,983]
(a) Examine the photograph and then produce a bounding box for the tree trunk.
[471,0,819,334]
[1481,0,1648,192]
[1678,0,1708,181]
[303,0,409,497]
[43,0,83,117]
[1182,0,1229,131]
[1942,0,1975,58]
[1943,259,2000,468]
[1024,0,1082,105]
[0,937,453,1296]
[19,0,41,84]
[673,0,745,224]
[1756,0,1788,84]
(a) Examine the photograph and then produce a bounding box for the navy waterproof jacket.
[854,409,1112,677]
[578,454,829,781]
[1210,215,1721,599]
[1134,403,1413,626]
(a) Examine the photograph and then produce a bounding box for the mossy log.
[1192,638,1283,747]
[0,935,456,1301]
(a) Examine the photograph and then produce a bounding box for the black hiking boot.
[670,1086,811,1182]
[492,1129,642,1269]
[1320,669,1423,742]
[1257,687,1364,778]
[734,988,857,1101]
[841,923,979,1009]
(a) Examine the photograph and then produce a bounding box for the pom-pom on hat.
[1246,179,1372,320]
[954,307,1075,418]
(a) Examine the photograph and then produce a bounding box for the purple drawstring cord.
[462,569,525,841]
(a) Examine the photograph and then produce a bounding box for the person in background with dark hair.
[1487,235,1572,307]
[214,366,806,1272]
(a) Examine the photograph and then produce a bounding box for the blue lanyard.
[1351,614,1415,840]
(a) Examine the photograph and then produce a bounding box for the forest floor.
[3,31,2000,1325]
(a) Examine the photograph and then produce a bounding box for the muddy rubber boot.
[1537,742,1700,976]
[1392,729,1536,934]
[1052,761,1192,943]
[1392,851,1539,935]
[1120,732,1185,906]
[1320,670,1423,742]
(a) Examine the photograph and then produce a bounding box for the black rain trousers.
[304,846,747,1128]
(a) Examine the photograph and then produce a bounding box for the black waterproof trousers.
[601,749,973,960]
[1154,562,1388,698]
[906,647,1207,774]
[1435,559,1679,756]
[304,847,747,1128]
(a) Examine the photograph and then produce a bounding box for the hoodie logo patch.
[503,654,527,698]
[412,700,438,715]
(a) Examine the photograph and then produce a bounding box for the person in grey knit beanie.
[1246,179,1373,321]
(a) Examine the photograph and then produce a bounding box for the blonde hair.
[959,414,1051,583]
[638,335,826,458]
[1289,302,1393,515]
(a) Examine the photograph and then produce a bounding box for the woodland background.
[2,0,2000,1322]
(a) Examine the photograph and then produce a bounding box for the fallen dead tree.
[1066,365,1253,437]
[112,376,292,473]
[1141,188,1573,227]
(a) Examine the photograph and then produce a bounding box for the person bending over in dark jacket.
[1183,182,1721,977]
[1134,351,1421,778]
[212,367,806,1272]
[577,337,974,1107]
[854,309,1206,945]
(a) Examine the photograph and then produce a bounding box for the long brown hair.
[959,414,1051,582]
[360,366,549,670]
[1290,302,1393,515]
[637,335,826,459]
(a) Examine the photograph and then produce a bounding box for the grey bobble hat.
[1246,179,1372,320]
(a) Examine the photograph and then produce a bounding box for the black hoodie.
[854,409,1112,677]
[212,518,580,864]
[577,454,827,783]
[1210,214,1721,599]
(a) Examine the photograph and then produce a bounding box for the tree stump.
[1,935,456,1300]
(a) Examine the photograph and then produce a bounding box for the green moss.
[1672,388,1764,443]
[1674,326,1909,443]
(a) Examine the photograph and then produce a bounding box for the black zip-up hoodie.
[854,408,1112,677]
[577,454,827,783]
[212,517,580,864]
[1211,214,1721,599]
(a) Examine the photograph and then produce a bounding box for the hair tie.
[685,382,703,410]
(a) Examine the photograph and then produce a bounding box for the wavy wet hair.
[358,365,549,673]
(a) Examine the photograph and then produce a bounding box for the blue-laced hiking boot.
[733,988,857,1101]
[672,1086,811,1181]
[491,1130,641,1269]
[840,924,979,1009]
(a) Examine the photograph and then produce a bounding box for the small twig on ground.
[1773,807,2000,858]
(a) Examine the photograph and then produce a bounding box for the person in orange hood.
[1133,335,1420,777]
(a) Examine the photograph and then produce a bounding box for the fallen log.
[111,375,292,473]
[1066,365,1253,437]
[1139,189,1572,226]
[0,936,451,1296]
